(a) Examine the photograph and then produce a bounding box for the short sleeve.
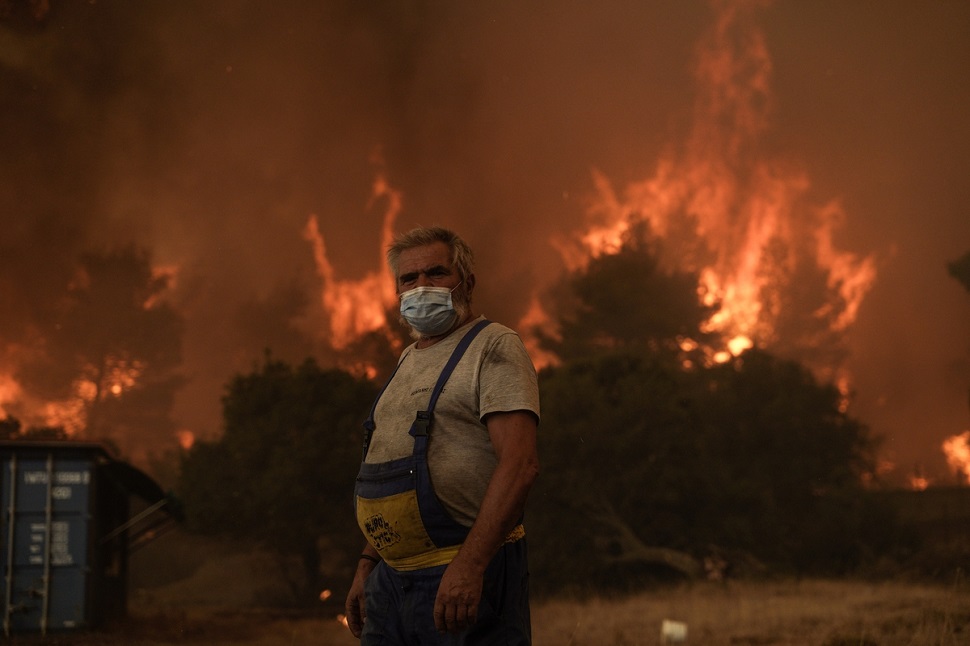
[478,331,540,423]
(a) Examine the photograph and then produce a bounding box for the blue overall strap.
[410,319,493,438]
[361,349,411,461]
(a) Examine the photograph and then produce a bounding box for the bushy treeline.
[521,229,901,592]
[176,231,917,603]
[527,348,902,595]
[177,358,376,601]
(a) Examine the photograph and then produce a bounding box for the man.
[345,226,540,645]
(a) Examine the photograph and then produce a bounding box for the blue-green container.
[0,442,130,635]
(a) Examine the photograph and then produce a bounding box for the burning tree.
[10,245,184,461]
[528,235,887,589]
[510,0,895,587]
[536,223,717,364]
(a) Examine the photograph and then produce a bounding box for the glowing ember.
[942,431,970,484]
[726,335,753,357]
[176,429,195,451]
[76,379,98,402]
[678,337,699,353]
[712,350,732,364]
[319,589,332,602]
[101,357,145,398]
[909,475,930,492]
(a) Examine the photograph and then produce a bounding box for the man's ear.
[466,273,476,298]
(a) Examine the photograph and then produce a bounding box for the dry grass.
[11,577,964,645]
[73,580,970,646]
[533,577,970,645]
[5,532,968,644]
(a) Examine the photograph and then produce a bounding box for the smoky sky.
[2,1,969,478]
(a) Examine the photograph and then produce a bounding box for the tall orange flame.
[528,0,876,372]
[303,172,402,375]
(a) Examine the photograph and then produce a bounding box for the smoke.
[2,1,969,477]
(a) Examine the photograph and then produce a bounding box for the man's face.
[396,242,461,294]
[396,242,472,337]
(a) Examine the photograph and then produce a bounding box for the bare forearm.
[458,459,537,572]
[433,409,538,634]
[345,544,380,637]
[452,411,539,575]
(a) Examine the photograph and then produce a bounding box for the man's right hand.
[345,557,378,637]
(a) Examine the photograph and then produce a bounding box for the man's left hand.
[433,559,484,634]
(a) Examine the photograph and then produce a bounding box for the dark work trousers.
[360,539,531,646]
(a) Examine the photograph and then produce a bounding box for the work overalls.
[355,319,492,570]
[354,319,532,645]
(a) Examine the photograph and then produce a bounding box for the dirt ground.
[7,578,970,646]
[3,532,968,645]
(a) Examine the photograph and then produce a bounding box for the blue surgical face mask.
[399,284,461,336]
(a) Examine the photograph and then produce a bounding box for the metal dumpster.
[0,441,176,635]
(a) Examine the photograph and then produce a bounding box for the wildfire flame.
[1,252,174,444]
[303,215,390,349]
[0,372,23,420]
[303,171,403,377]
[942,431,970,485]
[909,475,930,492]
[517,294,559,371]
[525,1,876,378]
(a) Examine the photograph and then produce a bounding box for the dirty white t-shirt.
[365,316,540,527]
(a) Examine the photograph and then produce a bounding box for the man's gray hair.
[387,226,476,284]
